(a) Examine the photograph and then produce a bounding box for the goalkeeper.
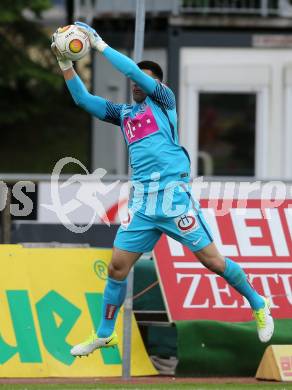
[51,22,274,357]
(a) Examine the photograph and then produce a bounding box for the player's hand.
[74,21,108,52]
[51,32,73,71]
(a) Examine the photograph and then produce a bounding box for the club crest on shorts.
[175,210,199,234]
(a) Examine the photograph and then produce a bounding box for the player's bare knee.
[108,262,128,280]
[206,256,225,274]
[196,252,225,274]
[210,255,225,273]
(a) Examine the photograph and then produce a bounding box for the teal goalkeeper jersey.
[66,46,191,194]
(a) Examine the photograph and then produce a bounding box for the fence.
[73,0,292,19]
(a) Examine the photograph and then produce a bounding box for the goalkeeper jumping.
[51,22,274,357]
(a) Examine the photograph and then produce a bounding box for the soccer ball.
[53,25,90,61]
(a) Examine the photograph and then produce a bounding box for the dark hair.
[137,60,163,81]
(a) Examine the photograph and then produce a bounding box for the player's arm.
[103,47,176,109]
[75,22,175,109]
[66,71,122,125]
[51,40,122,125]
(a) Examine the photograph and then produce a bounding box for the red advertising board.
[153,199,292,322]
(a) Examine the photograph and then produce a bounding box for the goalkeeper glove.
[51,33,73,71]
[74,21,108,52]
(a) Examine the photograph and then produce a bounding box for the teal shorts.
[113,187,213,253]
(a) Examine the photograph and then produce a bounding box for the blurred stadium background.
[1,0,292,385]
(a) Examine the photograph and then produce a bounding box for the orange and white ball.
[53,25,90,61]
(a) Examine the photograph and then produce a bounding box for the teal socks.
[97,276,127,338]
[222,257,264,310]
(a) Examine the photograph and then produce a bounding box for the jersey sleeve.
[149,83,176,110]
[66,74,123,126]
[103,46,157,94]
[103,46,176,109]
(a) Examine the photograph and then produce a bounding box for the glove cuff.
[95,40,108,53]
[58,59,73,71]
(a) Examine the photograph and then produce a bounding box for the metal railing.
[181,0,279,16]
[72,0,292,19]
[73,0,180,21]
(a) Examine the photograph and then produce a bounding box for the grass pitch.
[0,384,292,390]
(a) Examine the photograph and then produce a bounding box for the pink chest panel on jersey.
[123,106,159,144]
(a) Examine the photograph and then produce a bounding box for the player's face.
[132,69,156,103]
